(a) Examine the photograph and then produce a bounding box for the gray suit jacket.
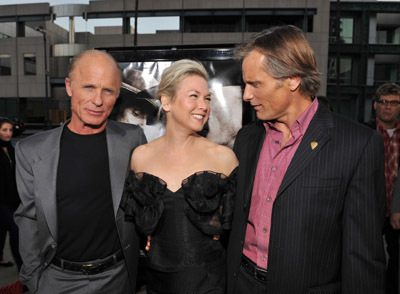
[14,120,146,293]
[227,103,387,294]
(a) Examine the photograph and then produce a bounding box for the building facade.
[328,0,400,122]
[0,0,398,124]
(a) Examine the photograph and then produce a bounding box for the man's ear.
[373,100,377,111]
[288,76,301,92]
[161,95,171,112]
[65,77,72,97]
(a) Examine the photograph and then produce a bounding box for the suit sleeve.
[342,131,386,293]
[391,172,400,214]
[138,126,147,146]
[14,142,42,294]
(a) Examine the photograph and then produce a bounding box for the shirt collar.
[376,118,400,133]
[263,98,319,137]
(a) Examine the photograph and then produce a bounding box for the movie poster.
[109,50,243,149]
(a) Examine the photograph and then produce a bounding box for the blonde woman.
[121,59,238,293]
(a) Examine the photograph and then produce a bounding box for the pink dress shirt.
[242,99,319,269]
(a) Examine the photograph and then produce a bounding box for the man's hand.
[145,236,151,251]
[390,212,400,229]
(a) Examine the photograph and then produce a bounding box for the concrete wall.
[0,37,46,98]
[0,3,51,17]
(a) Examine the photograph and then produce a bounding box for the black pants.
[232,263,268,294]
[383,217,399,294]
[0,203,22,269]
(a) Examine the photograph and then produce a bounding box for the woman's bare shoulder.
[202,138,238,174]
[130,138,163,171]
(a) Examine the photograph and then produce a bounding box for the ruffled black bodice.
[120,168,237,271]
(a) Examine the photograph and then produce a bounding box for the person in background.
[14,50,146,294]
[121,59,238,294]
[0,230,13,267]
[368,82,400,294]
[227,25,386,294]
[0,118,22,270]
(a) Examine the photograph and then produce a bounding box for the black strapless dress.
[120,168,237,294]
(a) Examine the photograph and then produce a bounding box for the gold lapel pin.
[311,142,318,150]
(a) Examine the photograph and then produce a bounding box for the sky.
[0,0,179,34]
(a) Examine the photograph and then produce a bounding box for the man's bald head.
[67,50,122,83]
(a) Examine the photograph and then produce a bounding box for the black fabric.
[383,217,399,294]
[0,139,11,148]
[56,127,120,261]
[0,144,20,208]
[120,168,237,293]
[232,263,269,294]
[0,203,22,269]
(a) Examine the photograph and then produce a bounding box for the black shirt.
[56,126,120,261]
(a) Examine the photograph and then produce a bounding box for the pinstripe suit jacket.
[227,103,387,294]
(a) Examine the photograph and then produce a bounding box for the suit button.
[44,262,48,266]
[240,240,244,245]
[51,243,57,249]
[234,272,237,277]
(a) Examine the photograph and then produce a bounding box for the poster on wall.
[108,48,244,148]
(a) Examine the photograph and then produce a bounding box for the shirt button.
[261,256,266,261]
[271,167,276,172]
[267,197,272,202]
[263,228,267,233]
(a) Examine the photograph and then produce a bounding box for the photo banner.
[109,48,245,148]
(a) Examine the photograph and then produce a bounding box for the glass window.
[330,17,354,44]
[0,54,11,75]
[24,53,36,75]
[246,15,313,33]
[327,57,353,84]
[185,15,240,33]
[377,26,400,44]
[330,96,358,121]
[376,13,400,44]
[374,63,399,85]
[0,98,18,117]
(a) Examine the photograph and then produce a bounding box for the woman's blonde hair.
[156,59,208,101]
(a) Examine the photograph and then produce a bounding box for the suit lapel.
[31,126,64,241]
[243,121,266,209]
[277,104,333,197]
[106,121,131,217]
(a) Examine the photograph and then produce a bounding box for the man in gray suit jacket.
[14,50,146,293]
[227,25,387,294]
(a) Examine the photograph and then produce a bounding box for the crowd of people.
[1,24,399,294]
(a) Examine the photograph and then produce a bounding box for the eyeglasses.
[376,99,400,106]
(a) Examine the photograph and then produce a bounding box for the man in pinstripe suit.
[227,25,387,294]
